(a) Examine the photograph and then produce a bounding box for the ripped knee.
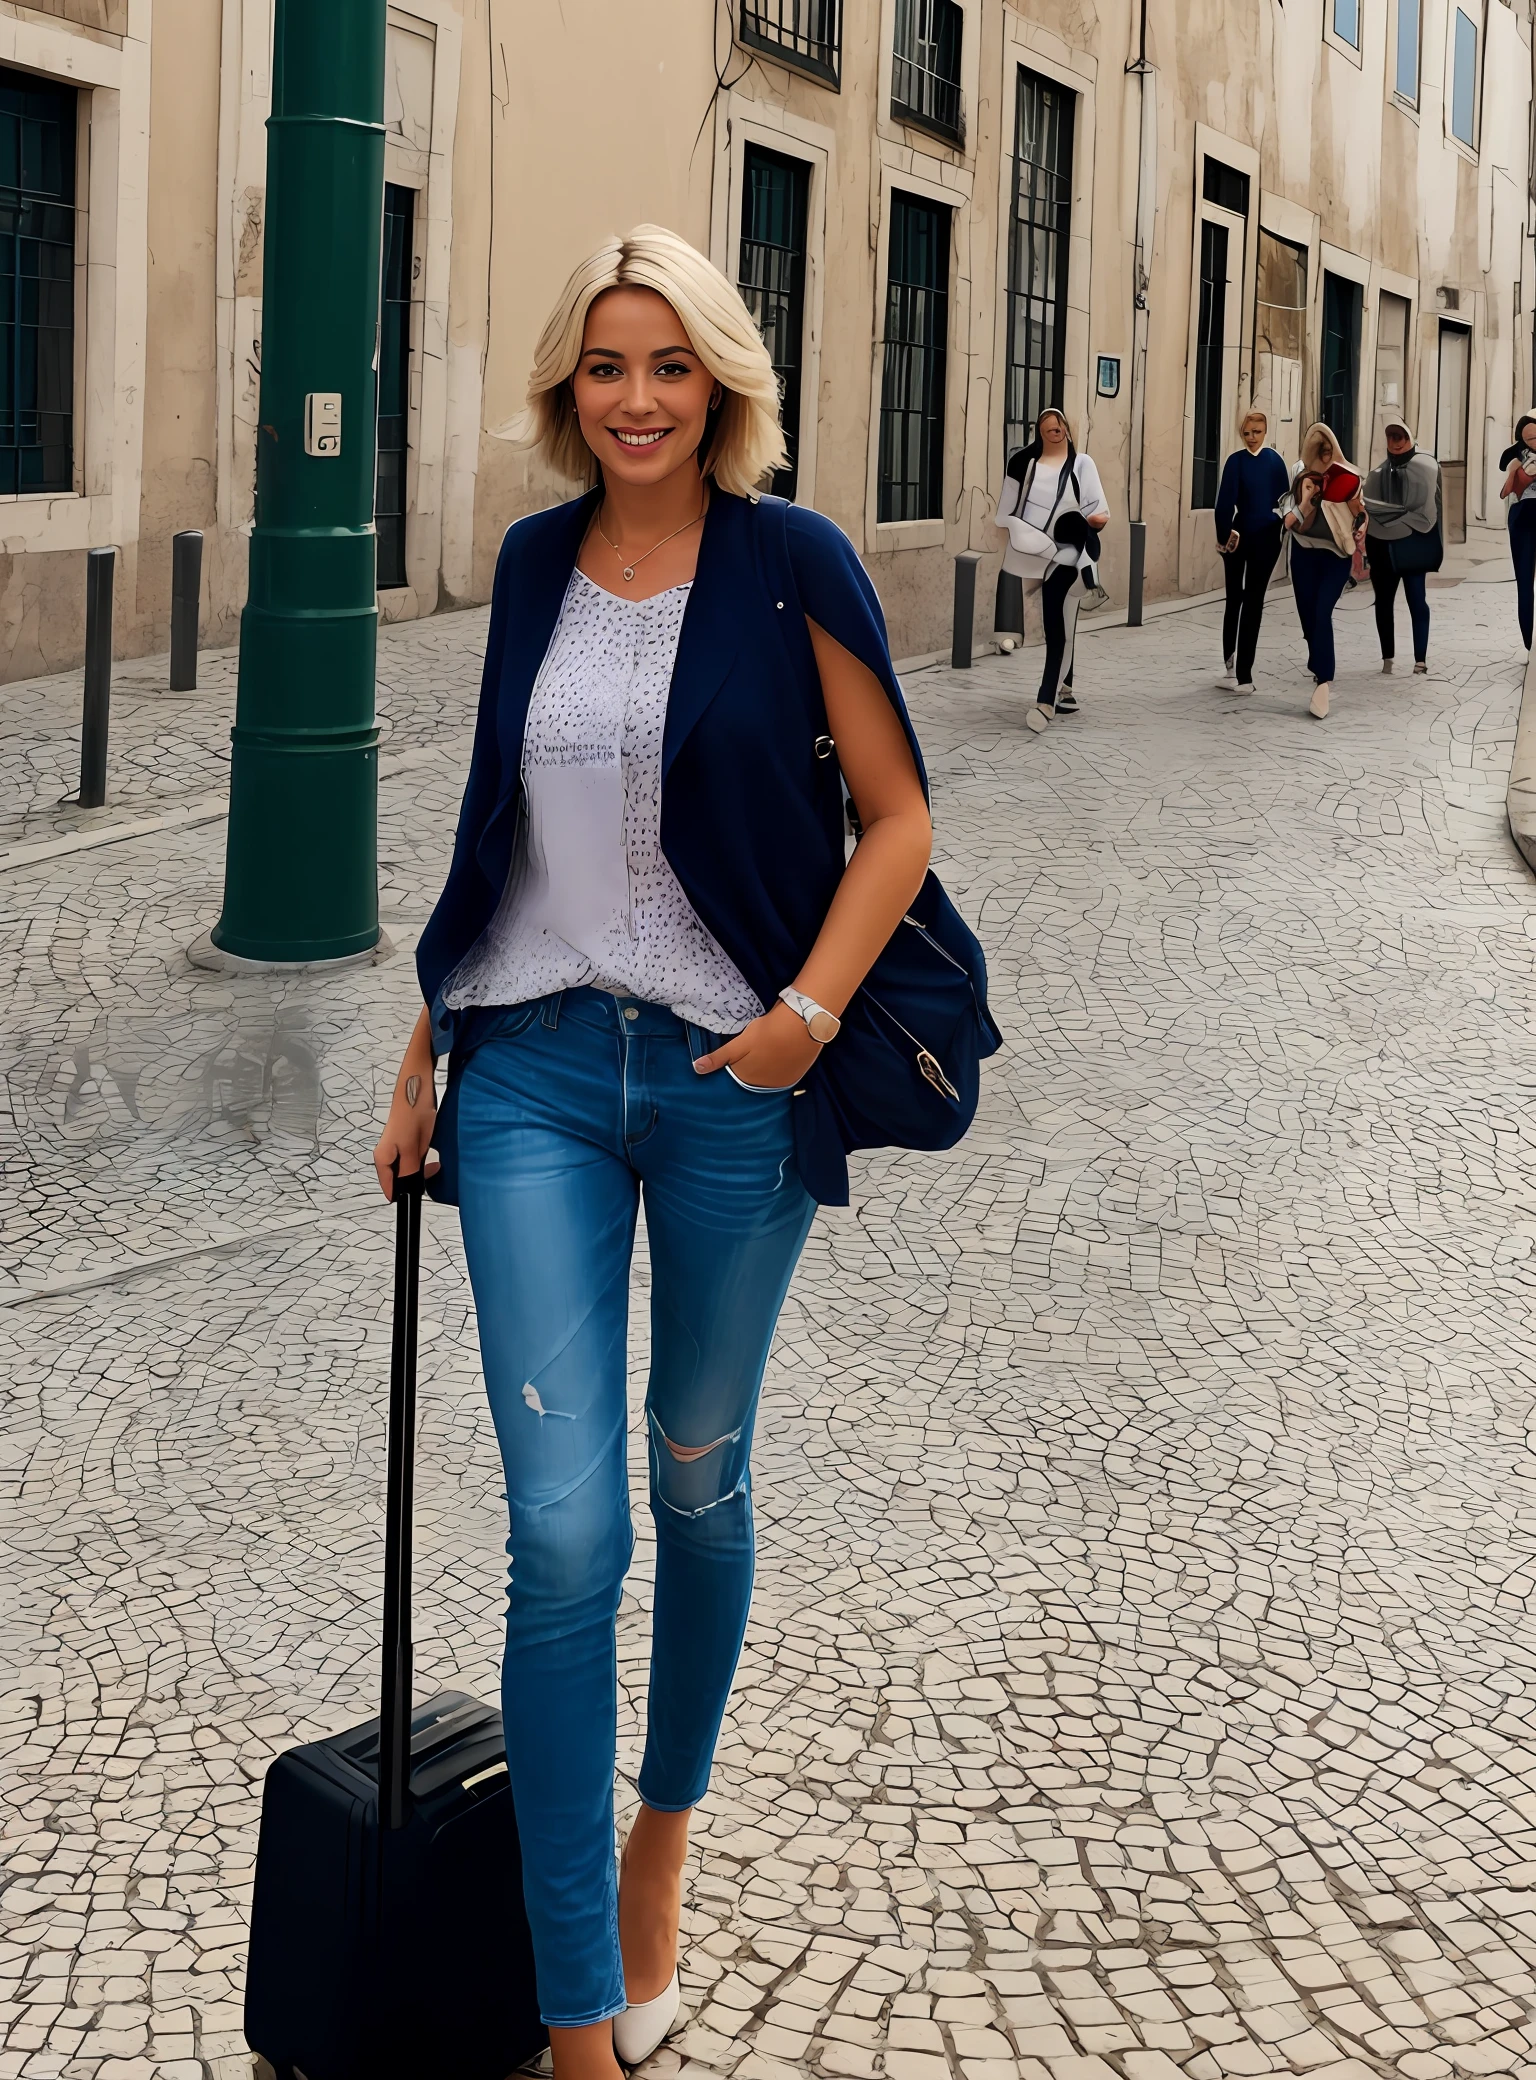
[648,1411,747,1517]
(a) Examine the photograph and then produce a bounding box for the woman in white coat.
[994,407,1110,733]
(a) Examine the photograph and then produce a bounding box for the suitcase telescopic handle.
[381,1163,426,1828]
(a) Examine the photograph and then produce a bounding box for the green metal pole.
[212,0,386,962]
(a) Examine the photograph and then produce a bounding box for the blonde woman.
[373,227,995,2080]
[1284,422,1365,720]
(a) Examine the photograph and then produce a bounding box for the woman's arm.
[1214,455,1239,545]
[372,1003,440,1198]
[695,619,933,1089]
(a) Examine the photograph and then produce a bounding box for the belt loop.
[541,990,564,1031]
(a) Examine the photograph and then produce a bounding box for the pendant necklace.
[596,493,706,583]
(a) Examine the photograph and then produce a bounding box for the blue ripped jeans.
[454,987,816,2028]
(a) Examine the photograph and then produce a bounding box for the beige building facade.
[0,0,1531,683]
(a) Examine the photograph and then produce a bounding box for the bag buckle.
[814,734,835,760]
[917,1049,959,1101]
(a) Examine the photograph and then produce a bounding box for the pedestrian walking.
[372,225,996,2080]
[993,406,1110,732]
[1284,422,1365,720]
[1499,412,1536,649]
[1361,417,1441,674]
[1212,406,1289,693]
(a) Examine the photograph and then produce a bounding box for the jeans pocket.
[725,1064,796,1096]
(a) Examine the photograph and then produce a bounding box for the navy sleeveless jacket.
[417,486,997,1205]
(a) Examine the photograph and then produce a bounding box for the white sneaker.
[1309,682,1331,719]
[1236,681,1256,694]
[1080,584,1111,613]
[1413,660,1428,674]
[613,1972,682,2065]
[1025,704,1051,734]
[1216,672,1239,690]
[1381,658,1394,675]
[997,636,1017,653]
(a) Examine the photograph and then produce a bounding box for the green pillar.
[212,0,386,962]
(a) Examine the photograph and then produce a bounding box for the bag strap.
[380,1166,424,1829]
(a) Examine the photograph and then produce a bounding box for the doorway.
[1255,231,1307,459]
[1436,321,1470,543]
[1321,272,1362,459]
[1373,291,1411,464]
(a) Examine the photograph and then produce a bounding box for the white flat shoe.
[613,1971,680,2066]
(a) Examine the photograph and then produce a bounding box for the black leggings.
[1220,528,1283,683]
[1511,500,1536,649]
[1368,556,1430,662]
[1038,564,1080,705]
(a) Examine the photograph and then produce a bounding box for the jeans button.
[624,1006,639,1021]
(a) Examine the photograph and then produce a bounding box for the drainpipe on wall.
[1125,0,1157,626]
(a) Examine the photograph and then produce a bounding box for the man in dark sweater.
[1213,409,1292,691]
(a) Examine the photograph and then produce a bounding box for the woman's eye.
[654,360,694,378]
[585,361,622,379]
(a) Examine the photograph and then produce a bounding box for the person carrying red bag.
[1283,423,1365,720]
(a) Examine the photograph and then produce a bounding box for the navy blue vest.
[418,487,939,1205]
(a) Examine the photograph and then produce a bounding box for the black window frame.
[891,0,965,148]
[0,64,77,499]
[375,181,414,591]
[737,145,811,502]
[1202,157,1250,218]
[1191,218,1229,509]
[739,0,842,88]
[1004,67,1075,464]
[878,190,951,525]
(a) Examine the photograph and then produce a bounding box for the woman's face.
[1241,417,1266,453]
[1314,436,1335,467]
[1038,413,1069,454]
[1519,418,1536,451]
[570,286,718,488]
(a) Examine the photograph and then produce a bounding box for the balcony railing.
[891,0,964,145]
[739,0,842,88]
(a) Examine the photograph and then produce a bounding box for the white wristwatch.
[779,987,841,1044]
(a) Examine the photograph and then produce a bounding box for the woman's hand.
[694,1000,823,1091]
[373,1005,440,1199]
[1224,529,1240,552]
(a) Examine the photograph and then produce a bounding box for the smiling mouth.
[610,428,671,449]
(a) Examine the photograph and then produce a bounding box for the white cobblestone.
[4,568,1536,2080]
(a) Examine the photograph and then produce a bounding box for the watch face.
[807,1008,840,1044]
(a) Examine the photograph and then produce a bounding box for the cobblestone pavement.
[6,566,1536,2080]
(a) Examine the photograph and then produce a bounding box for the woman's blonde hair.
[507,224,788,497]
[1240,406,1268,433]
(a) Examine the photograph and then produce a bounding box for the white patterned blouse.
[442,569,765,1033]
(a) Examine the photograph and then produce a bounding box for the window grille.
[740,0,842,87]
[0,67,76,497]
[375,183,414,590]
[878,192,950,524]
[737,146,811,501]
[891,0,964,146]
[1004,69,1074,463]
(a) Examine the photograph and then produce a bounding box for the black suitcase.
[244,1169,547,2080]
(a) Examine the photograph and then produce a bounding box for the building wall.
[0,0,1529,687]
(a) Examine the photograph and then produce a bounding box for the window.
[375,183,414,590]
[1332,0,1360,44]
[1192,221,1229,509]
[1202,158,1250,218]
[0,66,76,497]
[740,0,841,87]
[1450,7,1478,145]
[1321,271,1362,460]
[1004,68,1074,461]
[1395,0,1421,99]
[891,0,964,146]
[877,192,950,523]
[737,145,810,501]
